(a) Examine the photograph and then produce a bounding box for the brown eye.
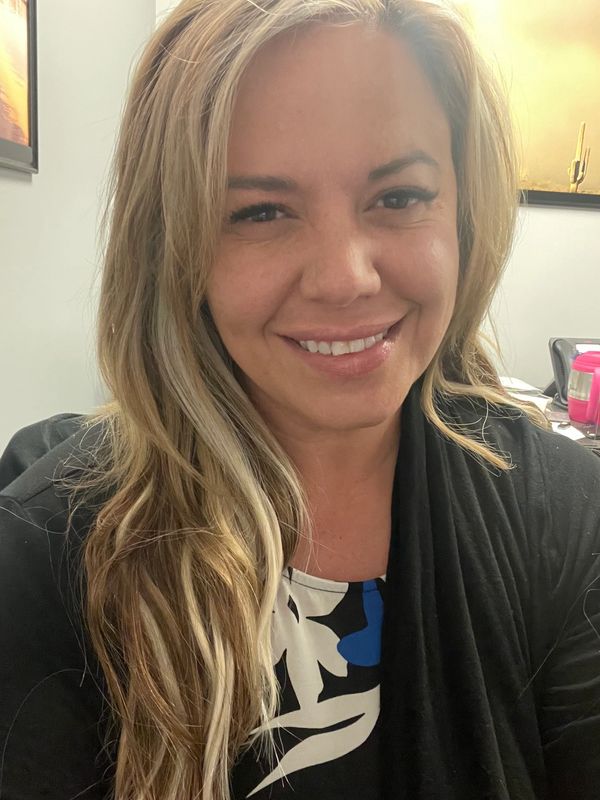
[375,188,438,209]
[229,203,286,224]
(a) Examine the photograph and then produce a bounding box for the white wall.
[155,0,178,24]
[0,0,155,451]
[488,205,600,389]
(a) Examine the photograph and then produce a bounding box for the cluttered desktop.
[502,338,600,457]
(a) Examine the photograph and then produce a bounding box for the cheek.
[428,236,459,299]
[394,229,459,306]
[206,255,286,341]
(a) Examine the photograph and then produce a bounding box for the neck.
[276,412,401,494]
[276,413,401,580]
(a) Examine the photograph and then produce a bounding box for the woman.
[1,1,599,798]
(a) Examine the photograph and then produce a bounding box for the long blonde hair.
[80,1,539,797]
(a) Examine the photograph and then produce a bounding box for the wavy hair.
[79,1,542,797]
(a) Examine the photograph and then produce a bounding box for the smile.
[297,328,389,356]
[280,319,403,379]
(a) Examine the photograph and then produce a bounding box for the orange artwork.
[0,0,29,147]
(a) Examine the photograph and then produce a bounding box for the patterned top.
[230,566,387,799]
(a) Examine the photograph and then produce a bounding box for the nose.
[299,227,381,307]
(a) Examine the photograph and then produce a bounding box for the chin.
[301,404,400,433]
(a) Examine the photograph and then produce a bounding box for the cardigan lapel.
[379,385,538,799]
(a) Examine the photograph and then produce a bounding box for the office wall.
[488,205,600,389]
[0,0,155,451]
[156,0,178,22]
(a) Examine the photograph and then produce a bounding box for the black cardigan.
[1,387,599,799]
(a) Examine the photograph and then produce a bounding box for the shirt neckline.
[282,565,386,593]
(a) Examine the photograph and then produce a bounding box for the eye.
[228,202,287,224]
[374,188,438,210]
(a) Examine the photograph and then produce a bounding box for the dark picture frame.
[0,0,38,173]
[459,1,600,210]
[522,190,600,210]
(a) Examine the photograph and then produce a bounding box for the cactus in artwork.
[568,122,591,193]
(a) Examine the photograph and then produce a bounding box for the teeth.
[331,341,351,356]
[299,329,387,356]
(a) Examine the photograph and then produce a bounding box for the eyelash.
[228,188,438,224]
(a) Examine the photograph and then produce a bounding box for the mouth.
[284,320,402,358]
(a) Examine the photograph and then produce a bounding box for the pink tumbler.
[567,351,600,424]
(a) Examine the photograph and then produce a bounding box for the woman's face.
[207,22,459,439]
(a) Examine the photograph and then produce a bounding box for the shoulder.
[1,414,108,519]
[0,411,110,616]
[0,412,84,491]
[0,416,109,617]
[0,418,112,797]
[442,394,600,495]
[438,395,600,591]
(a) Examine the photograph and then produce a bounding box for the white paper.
[510,392,551,413]
[499,376,542,393]
[552,422,586,441]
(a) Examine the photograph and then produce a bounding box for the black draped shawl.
[382,385,600,799]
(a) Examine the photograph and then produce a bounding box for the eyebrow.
[226,150,441,192]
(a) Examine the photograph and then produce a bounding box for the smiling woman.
[1,2,600,800]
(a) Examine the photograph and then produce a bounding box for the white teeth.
[299,329,387,356]
[331,341,350,356]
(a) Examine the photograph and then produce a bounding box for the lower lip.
[281,320,403,378]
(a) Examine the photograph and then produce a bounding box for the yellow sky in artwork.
[0,0,29,145]
[456,0,600,194]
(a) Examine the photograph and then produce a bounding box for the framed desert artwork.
[0,0,37,173]
[457,0,599,208]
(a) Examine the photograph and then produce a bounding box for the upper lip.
[283,320,400,342]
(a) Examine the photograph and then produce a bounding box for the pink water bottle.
[567,351,600,424]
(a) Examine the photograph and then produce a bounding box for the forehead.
[228,22,452,185]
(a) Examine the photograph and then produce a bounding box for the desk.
[501,377,600,457]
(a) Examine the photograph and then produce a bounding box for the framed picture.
[457,0,600,209]
[0,0,37,173]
